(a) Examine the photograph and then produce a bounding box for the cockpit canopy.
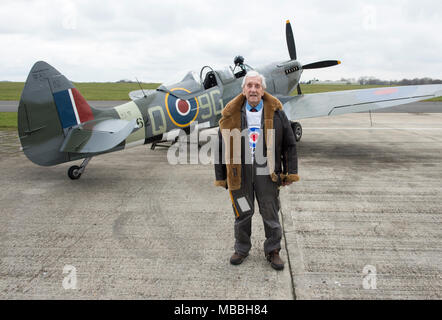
[158,61,254,92]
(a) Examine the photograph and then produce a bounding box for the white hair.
[241,70,267,89]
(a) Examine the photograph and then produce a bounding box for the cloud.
[1,0,441,82]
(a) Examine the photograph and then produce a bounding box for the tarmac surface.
[1,112,442,299]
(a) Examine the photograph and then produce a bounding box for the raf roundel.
[165,88,199,127]
[176,99,191,116]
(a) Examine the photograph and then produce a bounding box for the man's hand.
[280,173,299,186]
[214,180,228,189]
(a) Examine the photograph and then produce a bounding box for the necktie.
[250,107,257,112]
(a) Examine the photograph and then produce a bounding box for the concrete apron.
[1,112,442,299]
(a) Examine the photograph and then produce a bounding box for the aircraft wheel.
[68,165,82,180]
[291,122,302,142]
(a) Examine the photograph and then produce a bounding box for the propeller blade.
[286,20,297,60]
[302,60,341,69]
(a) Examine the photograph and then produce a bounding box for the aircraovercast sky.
[1,0,441,83]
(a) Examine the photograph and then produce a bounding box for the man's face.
[242,76,265,107]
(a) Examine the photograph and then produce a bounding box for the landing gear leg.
[291,122,302,142]
[68,157,92,180]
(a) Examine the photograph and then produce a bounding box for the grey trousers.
[229,164,282,256]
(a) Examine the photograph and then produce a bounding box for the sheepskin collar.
[221,92,282,120]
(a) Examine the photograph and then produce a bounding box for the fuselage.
[105,59,303,149]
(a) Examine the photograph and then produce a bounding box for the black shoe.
[230,252,248,265]
[266,250,284,270]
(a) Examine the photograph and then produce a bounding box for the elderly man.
[214,71,299,270]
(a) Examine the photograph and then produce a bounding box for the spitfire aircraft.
[18,21,442,179]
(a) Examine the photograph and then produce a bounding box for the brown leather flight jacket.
[214,92,299,191]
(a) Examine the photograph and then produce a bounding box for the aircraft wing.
[282,84,442,121]
[60,118,140,153]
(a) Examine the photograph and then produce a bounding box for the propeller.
[285,19,341,94]
[303,60,341,69]
[286,20,297,60]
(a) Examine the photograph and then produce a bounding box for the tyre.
[68,165,82,180]
[291,122,302,142]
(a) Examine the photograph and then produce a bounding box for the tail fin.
[18,61,97,166]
